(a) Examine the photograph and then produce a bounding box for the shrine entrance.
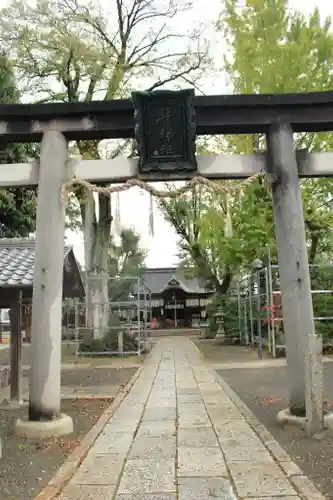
[1,87,332,437]
[163,288,185,328]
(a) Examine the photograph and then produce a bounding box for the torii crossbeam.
[1,89,332,438]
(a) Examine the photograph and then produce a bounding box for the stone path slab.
[57,337,325,500]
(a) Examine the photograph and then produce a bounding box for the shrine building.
[141,267,213,328]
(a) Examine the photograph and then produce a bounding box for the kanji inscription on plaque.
[132,89,197,178]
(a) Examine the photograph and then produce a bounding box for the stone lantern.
[214,309,226,343]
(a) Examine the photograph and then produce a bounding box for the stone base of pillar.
[276,408,333,431]
[14,413,73,439]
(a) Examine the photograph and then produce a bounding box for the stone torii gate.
[1,89,333,438]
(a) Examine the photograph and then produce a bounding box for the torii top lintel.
[1,90,333,143]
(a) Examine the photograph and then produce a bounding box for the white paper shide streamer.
[113,192,121,236]
[224,193,233,237]
[148,192,155,236]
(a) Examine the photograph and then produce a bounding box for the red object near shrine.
[151,317,158,329]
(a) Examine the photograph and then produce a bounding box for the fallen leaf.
[262,397,283,405]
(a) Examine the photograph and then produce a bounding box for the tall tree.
[0,0,208,331]
[87,226,147,337]
[160,175,274,294]
[108,227,147,302]
[161,0,333,299]
[220,0,333,262]
[0,53,37,237]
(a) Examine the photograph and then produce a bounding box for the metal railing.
[62,275,153,356]
[236,263,333,358]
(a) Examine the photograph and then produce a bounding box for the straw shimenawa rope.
[61,171,275,236]
[61,170,272,200]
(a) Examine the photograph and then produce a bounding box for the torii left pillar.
[15,130,73,438]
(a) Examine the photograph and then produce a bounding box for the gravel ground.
[216,364,333,499]
[61,366,137,387]
[0,366,138,500]
[0,345,31,366]
[0,344,144,367]
[194,338,272,363]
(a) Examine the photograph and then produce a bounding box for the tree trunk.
[219,269,233,295]
[75,140,113,339]
[84,192,96,334]
[85,193,112,339]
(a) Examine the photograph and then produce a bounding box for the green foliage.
[310,266,333,349]
[160,0,333,339]
[79,336,105,353]
[0,0,208,104]
[108,228,147,301]
[0,0,209,272]
[206,293,239,338]
[79,316,140,354]
[161,0,333,314]
[220,0,333,95]
[220,0,333,263]
[0,54,37,237]
[161,175,274,301]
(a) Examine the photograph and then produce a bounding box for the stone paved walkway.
[57,338,321,500]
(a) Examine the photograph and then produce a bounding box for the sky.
[66,0,226,268]
[64,0,332,269]
[1,0,332,268]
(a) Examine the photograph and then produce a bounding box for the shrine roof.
[141,267,212,295]
[0,238,84,297]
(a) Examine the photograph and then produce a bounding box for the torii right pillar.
[267,123,324,432]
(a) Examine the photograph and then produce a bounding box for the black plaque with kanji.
[132,89,197,178]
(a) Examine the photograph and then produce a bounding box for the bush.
[78,328,139,354]
[79,336,105,352]
[206,293,239,339]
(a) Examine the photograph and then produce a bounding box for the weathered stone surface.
[178,477,237,500]
[206,404,242,419]
[145,397,175,408]
[115,495,176,500]
[153,389,176,395]
[178,427,219,448]
[228,458,297,497]
[200,389,227,401]
[178,447,228,477]
[113,403,145,420]
[197,383,222,392]
[124,394,148,405]
[242,497,300,500]
[118,459,175,495]
[279,460,304,478]
[221,440,271,462]
[290,475,326,499]
[103,418,139,434]
[55,338,322,500]
[129,435,176,459]
[91,432,134,455]
[136,420,176,438]
[213,418,258,442]
[264,440,293,462]
[177,393,202,403]
[177,388,200,395]
[248,420,276,443]
[142,407,176,421]
[178,404,210,428]
[150,390,175,399]
[58,485,117,500]
[71,454,125,485]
